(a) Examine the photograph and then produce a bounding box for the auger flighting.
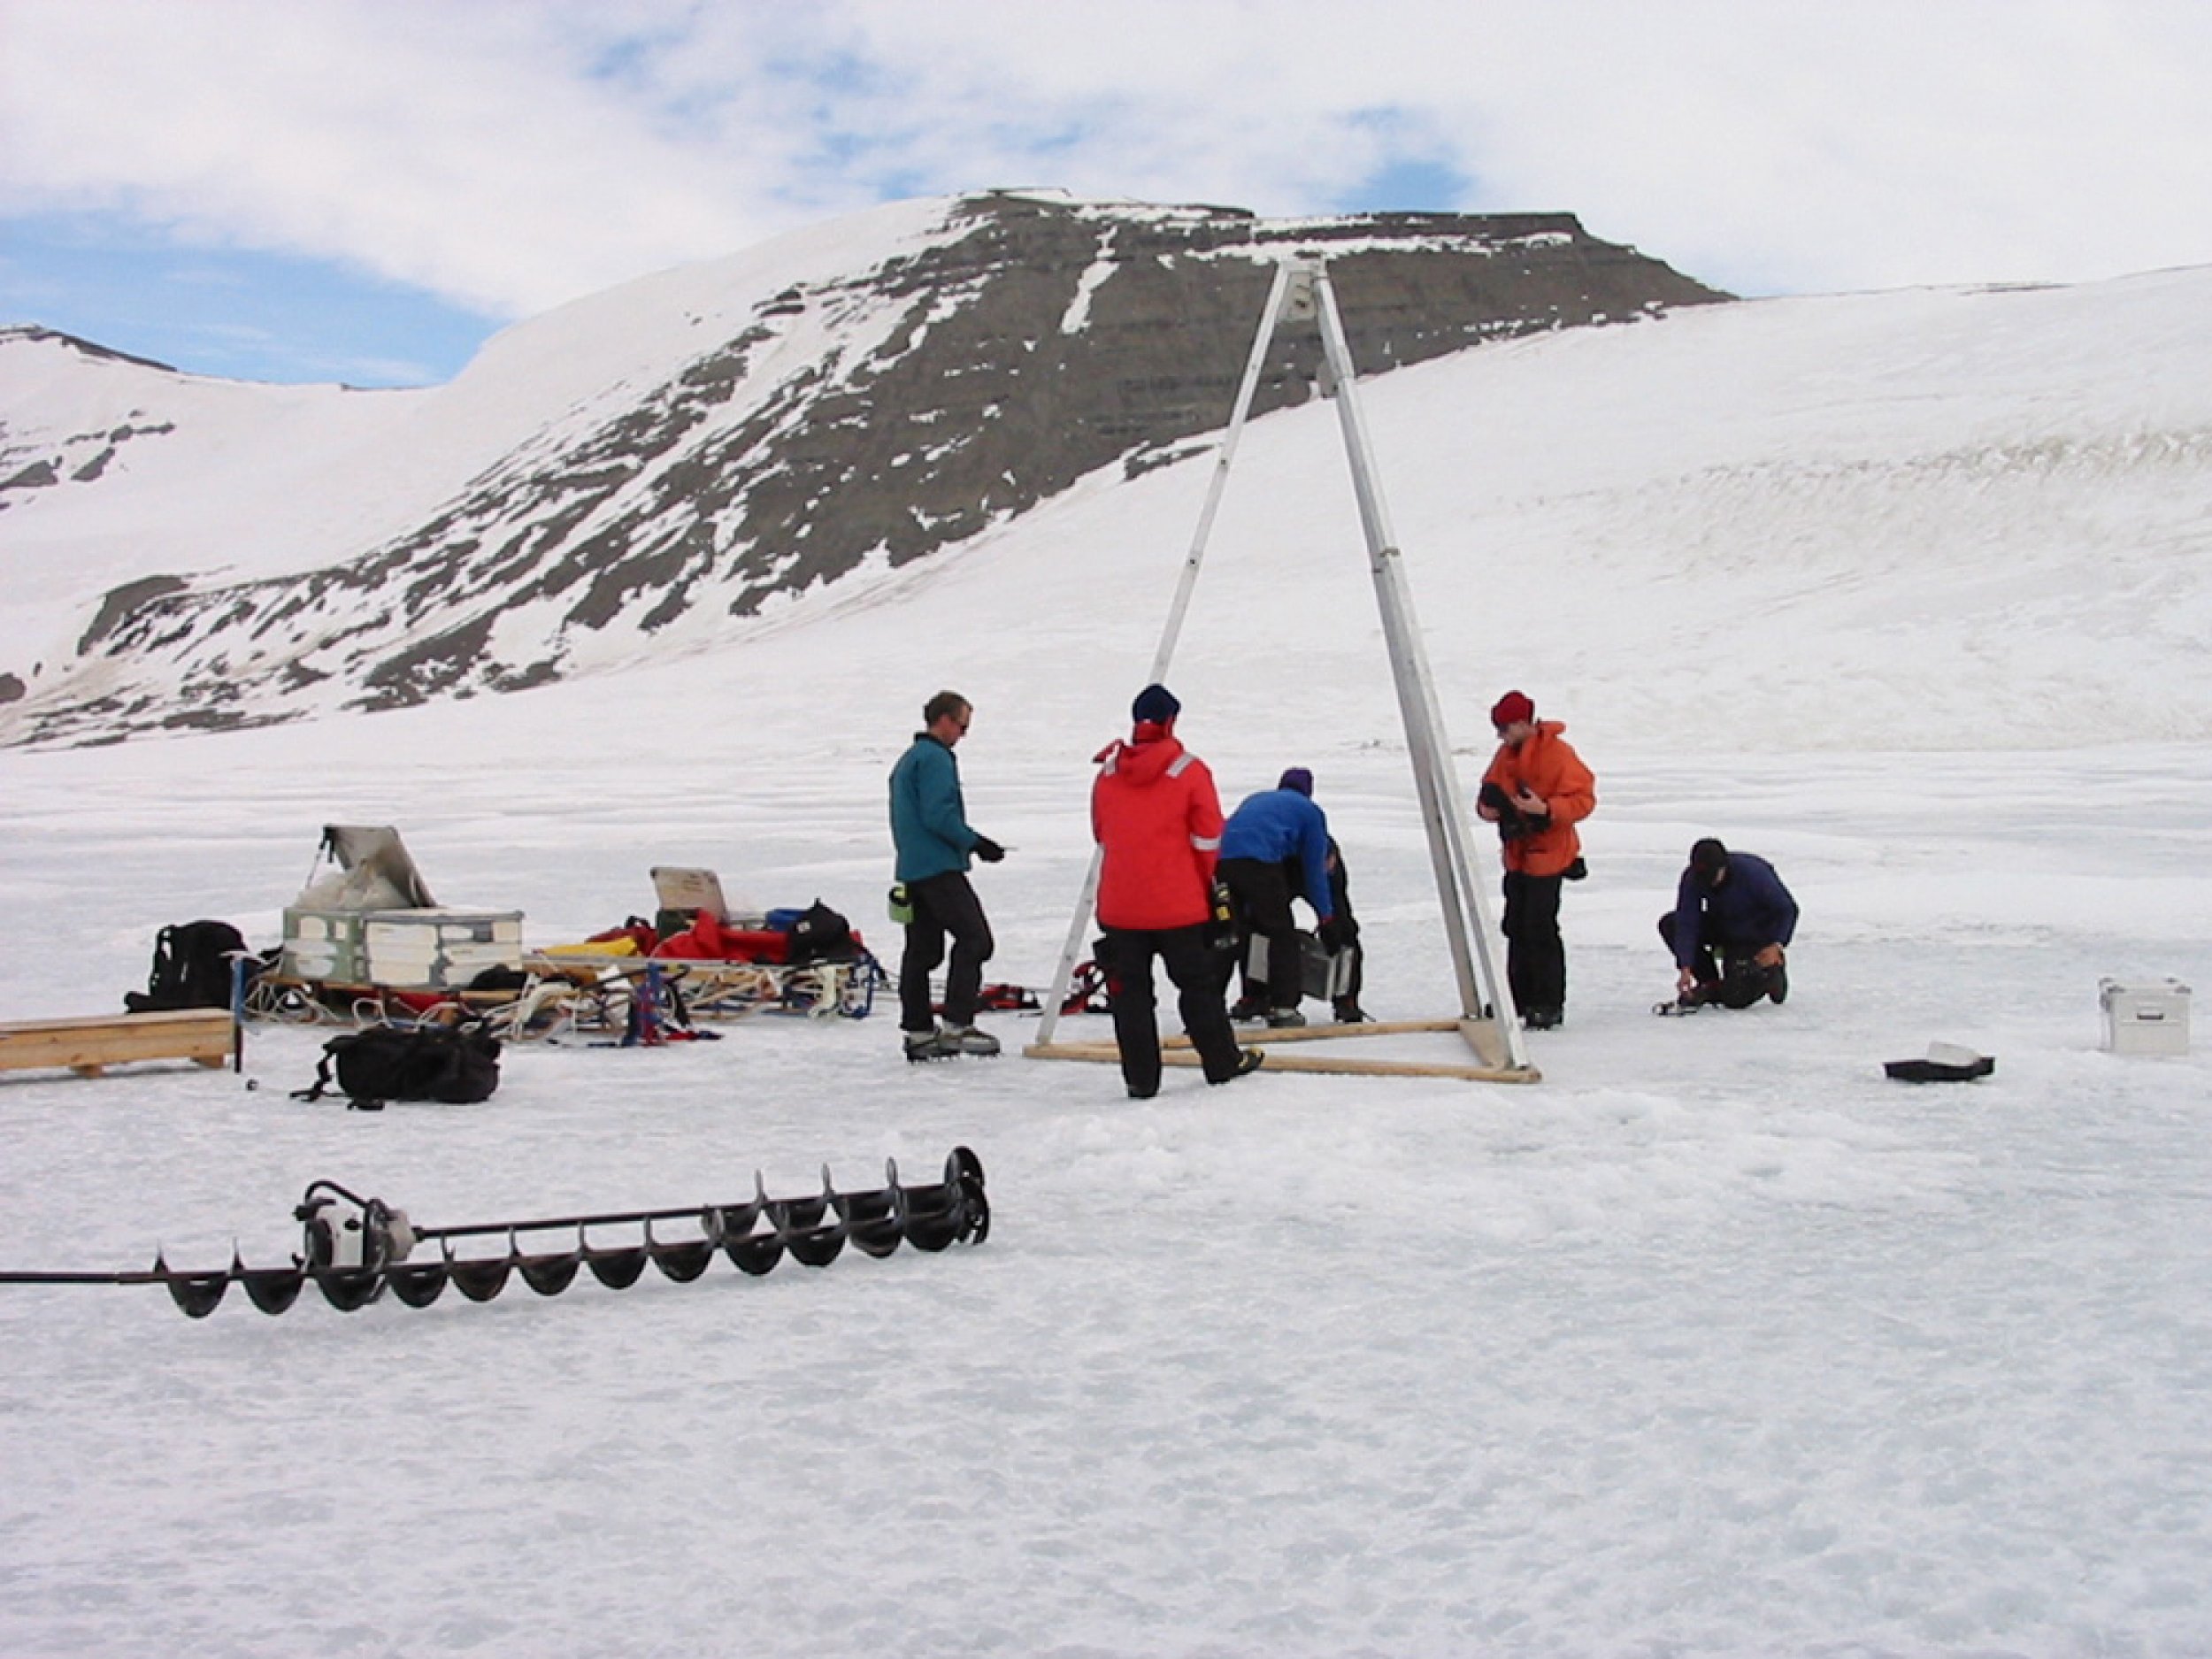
[0,1148,988,1318]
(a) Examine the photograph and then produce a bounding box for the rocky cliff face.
[0,191,1726,747]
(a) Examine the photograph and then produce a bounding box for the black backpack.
[293,1023,502,1110]
[784,900,857,965]
[126,919,249,1013]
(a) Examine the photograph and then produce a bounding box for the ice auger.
[0,1148,987,1318]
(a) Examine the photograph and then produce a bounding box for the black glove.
[971,835,1006,864]
[1317,916,1352,954]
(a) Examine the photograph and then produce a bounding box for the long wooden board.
[0,1010,232,1078]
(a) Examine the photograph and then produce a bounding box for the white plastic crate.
[2099,977,2191,1056]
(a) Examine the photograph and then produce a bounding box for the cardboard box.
[2100,977,2191,1056]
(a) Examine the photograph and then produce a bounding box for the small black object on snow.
[1884,1041,1995,1083]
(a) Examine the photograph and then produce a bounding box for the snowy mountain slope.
[255,258,2205,763]
[1333,267,2212,752]
[0,191,1718,744]
[0,201,970,615]
[0,331,428,605]
[6,223,2209,760]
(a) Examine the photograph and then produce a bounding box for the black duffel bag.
[293,1022,502,1110]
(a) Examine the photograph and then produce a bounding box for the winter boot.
[940,1023,1002,1057]
[1331,999,1370,1024]
[903,1028,954,1063]
[1228,995,1267,1022]
[1207,1048,1264,1086]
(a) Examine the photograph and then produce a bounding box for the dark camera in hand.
[1478,780,1535,842]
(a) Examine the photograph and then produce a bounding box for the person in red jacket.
[1475,688,1596,1030]
[1090,684,1263,1099]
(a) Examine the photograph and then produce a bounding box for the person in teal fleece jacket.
[887,690,1005,1058]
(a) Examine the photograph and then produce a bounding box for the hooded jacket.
[1479,719,1596,878]
[1091,725,1224,931]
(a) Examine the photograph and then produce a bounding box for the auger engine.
[296,1180,418,1273]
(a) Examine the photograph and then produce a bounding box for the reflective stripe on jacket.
[1091,733,1224,931]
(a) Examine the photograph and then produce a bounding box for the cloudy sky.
[4,0,2209,387]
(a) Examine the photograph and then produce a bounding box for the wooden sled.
[521,955,873,1023]
[1025,1016,1540,1084]
[0,1010,233,1079]
[248,953,874,1039]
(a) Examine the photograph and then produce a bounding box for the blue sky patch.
[1348,156,1475,215]
[0,215,507,387]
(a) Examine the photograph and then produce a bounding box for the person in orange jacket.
[1090,683,1263,1099]
[1475,689,1596,1030]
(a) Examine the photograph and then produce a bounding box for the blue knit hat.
[1131,683,1181,726]
[1279,767,1314,796]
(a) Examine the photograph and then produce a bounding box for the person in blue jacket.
[887,690,1005,1060]
[1660,837,1798,1008]
[1218,766,1346,1027]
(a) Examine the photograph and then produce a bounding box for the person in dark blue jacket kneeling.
[1218,767,1345,1028]
[1661,838,1799,1009]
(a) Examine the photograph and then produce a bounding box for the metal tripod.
[1030,257,1530,1077]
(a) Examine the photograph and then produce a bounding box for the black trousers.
[1501,871,1566,1017]
[1657,911,1763,985]
[1218,856,1301,1010]
[1097,924,1242,1094]
[1333,927,1364,1008]
[899,871,994,1032]
[1312,854,1363,1008]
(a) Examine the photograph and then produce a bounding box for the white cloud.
[0,0,780,311]
[4,0,2210,315]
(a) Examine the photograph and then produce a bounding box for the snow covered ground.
[3,257,2209,1655]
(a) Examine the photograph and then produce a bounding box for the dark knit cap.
[1278,767,1314,796]
[1131,683,1181,726]
[1690,837,1730,884]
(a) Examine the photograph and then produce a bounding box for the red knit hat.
[1490,690,1535,728]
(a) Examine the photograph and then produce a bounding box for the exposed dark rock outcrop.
[79,574,189,653]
